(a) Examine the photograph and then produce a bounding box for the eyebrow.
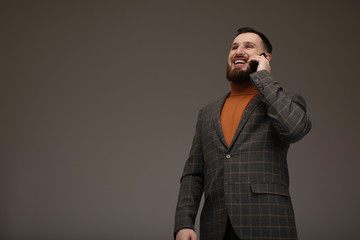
[232,41,257,47]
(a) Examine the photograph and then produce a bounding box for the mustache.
[232,57,249,61]
[232,54,249,61]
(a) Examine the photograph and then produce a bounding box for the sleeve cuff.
[250,70,274,91]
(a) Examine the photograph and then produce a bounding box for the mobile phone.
[250,52,267,72]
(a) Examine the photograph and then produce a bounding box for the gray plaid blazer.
[174,70,312,240]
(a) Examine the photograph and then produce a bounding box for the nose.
[235,46,245,56]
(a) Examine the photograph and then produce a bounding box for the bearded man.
[174,27,312,240]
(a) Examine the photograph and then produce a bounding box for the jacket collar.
[212,93,263,149]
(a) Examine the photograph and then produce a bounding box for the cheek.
[247,49,258,55]
[227,53,233,63]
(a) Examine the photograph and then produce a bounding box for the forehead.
[232,32,262,45]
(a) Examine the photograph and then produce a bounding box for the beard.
[226,64,253,84]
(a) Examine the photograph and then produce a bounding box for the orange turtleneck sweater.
[220,81,259,146]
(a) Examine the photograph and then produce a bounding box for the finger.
[248,55,264,62]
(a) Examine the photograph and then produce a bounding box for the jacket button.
[226,154,231,159]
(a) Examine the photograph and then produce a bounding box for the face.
[226,32,266,84]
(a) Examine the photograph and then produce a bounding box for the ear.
[265,53,272,62]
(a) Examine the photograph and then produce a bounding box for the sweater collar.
[230,81,259,96]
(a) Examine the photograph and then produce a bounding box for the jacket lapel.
[228,94,263,148]
[212,93,229,148]
[212,93,263,149]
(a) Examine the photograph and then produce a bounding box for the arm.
[250,70,312,143]
[174,110,204,239]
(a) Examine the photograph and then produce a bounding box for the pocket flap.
[251,183,290,197]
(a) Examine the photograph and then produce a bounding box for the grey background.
[1,0,359,239]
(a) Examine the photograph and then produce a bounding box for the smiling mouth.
[233,59,248,67]
[234,60,246,64]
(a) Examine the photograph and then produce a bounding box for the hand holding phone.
[250,52,267,72]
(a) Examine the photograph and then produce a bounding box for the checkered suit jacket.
[174,70,312,240]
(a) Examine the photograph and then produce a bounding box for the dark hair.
[236,27,272,54]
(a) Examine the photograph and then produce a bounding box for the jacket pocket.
[251,183,290,197]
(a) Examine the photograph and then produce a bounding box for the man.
[174,27,312,240]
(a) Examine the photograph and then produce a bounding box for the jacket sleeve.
[174,110,205,237]
[250,70,312,143]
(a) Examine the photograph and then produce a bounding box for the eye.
[231,44,238,50]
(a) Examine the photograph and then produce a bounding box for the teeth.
[235,60,246,64]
